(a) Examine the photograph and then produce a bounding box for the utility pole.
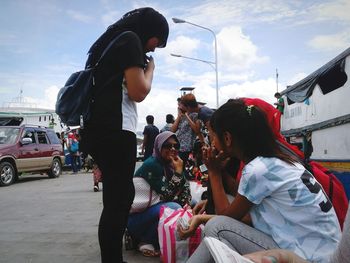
[276,68,279,92]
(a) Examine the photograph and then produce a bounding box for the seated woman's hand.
[192,200,207,215]
[177,215,202,240]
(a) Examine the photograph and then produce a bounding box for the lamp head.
[170,53,182,57]
[172,17,186,23]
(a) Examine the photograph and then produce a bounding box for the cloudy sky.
[0,0,349,131]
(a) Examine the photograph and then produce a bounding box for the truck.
[280,47,350,198]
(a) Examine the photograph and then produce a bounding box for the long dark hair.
[210,99,295,164]
[85,7,169,68]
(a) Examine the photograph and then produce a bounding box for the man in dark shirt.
[142,115,159,160]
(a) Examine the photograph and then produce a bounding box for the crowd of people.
[61,6,349,263]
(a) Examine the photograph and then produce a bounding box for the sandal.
[138,243,160,257]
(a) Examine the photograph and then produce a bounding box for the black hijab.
[85,7,169,68]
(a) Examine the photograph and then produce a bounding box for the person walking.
[141,115,159,161]
[81,7,169,263]
[67,131,80,174]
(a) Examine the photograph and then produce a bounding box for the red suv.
[0,125,65,186]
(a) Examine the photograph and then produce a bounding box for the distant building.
[0,91,64,132]
[0,107,63,133]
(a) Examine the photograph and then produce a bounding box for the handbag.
[158,206,203,263]
[130,177,161,214]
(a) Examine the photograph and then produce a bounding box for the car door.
[17,128,41,171]
[36,129,53,169]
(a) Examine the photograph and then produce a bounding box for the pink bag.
[158,206,203,263]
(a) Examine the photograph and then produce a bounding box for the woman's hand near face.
[202,146,230,175]
[145,56,155,72]
[170,155,183,174]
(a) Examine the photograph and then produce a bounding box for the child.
[92,164,102,192]
[180,99,341,263]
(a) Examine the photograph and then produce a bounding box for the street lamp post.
[172,17,219,108]
[170,53,215,70]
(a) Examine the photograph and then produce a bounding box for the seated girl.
[128,131,191,257]
[180,99,341,263]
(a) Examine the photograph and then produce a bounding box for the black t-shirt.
[143,124,159,158]
[87,31,145,132]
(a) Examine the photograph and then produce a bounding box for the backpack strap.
[95,31,132,67]
[81,31,133,127]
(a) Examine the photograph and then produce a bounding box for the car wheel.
[0,161,16,186]
[48,158,62,178]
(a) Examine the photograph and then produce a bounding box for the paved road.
[0,164,159,263]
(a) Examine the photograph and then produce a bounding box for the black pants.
[85,130,136,263]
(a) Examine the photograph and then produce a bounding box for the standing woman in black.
[81,7,169,263]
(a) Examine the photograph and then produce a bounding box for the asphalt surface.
[0,163,159,263]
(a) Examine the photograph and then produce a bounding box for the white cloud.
[217,26,269,73]
[314,0,350,22]
[158,35,202,73]
[23,86,60,110]
[66,10,93,23]
[101,10,121,27]
[171,0,350,41]
[159,26,268,88]
[175,0,297,29]
[165,35,201,58]
[220,78,277,105]
[137,87,179,131]
[308,32,350,52]
[287,72,308,87]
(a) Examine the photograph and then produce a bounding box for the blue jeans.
[70,154,79,173]
[187,216,279,263]
[127,202,181,248]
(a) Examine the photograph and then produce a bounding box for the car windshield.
[0,127,20,144]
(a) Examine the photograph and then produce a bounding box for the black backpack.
[55,31,129,128]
